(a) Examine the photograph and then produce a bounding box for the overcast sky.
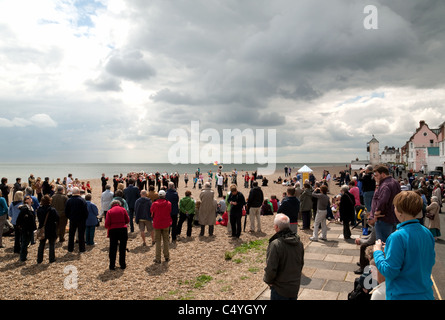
[1,0,445,164]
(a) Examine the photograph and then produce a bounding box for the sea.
[0,162,348,181]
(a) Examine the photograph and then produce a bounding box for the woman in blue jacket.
[8,191,24,253]
[373,191,435,300]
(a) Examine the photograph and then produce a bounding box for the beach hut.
[297,165,313,185]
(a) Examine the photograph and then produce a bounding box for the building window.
[423,132,427,136]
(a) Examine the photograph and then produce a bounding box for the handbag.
[36,210,50,241]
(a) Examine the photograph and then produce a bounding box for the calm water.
[0,162,347,181]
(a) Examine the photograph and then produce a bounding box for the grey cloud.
[105,50,156,81]
[85,74,122,92]
[150,88,196,105]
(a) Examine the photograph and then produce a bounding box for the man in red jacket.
[105,200,130,270]
[150,190,172,263]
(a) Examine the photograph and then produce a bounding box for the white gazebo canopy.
[297,165,313,173]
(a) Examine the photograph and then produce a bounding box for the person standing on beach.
[247,181,264,233]
[227,184,246,239]
[0,178,10,206]
[339,185,356,240]
[299,183,313,230]
[264,213,304,300]
[51,185,68,242]
[277,187,300,234]
[100,185,114,221]
[0,190,8,248]
[123,179,140,233]
[151,190,172,263]
[13,178,25,199]
[65,187,88,253]
[36,195,59,263]
[85,194,99,246]
[165,182,179,243]
[310,185,330,241]
[199,182,217,237]
[101,173,108,192]
[16,195,36,262]
[177,190,195,238]
[8,191,24,253]
[359,165,376,212]
[105,200,130,270]
[370,165,401,243]
[134,190,154,246]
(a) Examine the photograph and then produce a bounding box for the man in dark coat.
[227,184,246,239]
[123,179,140,233]
[264,213,304,300]
[165,182,179,242]
[277,187,300,233]
[339,185,356,240]
[65,187,88,252]
[247,181,264,232]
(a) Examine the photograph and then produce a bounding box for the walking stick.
[243,206,249,232]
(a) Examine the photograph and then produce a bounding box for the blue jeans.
[85,226,96,245]
[270,287,297,300]
[363,191,374,212]
[20,231,33,261]
[375,220,396,243]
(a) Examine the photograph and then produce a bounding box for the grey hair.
[341,185,349,193]
[274,213,290,231]
[110,200,122,207]
[168,182,175,189]
[25,187,33,195]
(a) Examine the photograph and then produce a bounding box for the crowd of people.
[0,163,443,300]
[264,163,442,300]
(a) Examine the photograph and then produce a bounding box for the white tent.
[297,165,313,185]
[297,165,313,173]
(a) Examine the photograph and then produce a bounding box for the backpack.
[348,277,371,301]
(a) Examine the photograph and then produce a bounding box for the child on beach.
[331,195,341,223]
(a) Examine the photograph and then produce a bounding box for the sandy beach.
[0,164,346,300]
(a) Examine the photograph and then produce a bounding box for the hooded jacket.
[264,228,304,298]
[151,198,172,229]
[134,196,152,224]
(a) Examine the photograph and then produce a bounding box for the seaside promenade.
[254,218,445,300]
[254,221,363,300]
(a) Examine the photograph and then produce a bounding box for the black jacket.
[227,191,246,214]
[65,195,88,223]
[340,191,356,222]
[123,185,141,209]
[264,228,304,298]
[37,205,59,239]
[16,205,36,233]
[277,196,300,224]
[247,187,264,208]
[359,172,376,192]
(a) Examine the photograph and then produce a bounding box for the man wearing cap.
[150,190,172,263]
